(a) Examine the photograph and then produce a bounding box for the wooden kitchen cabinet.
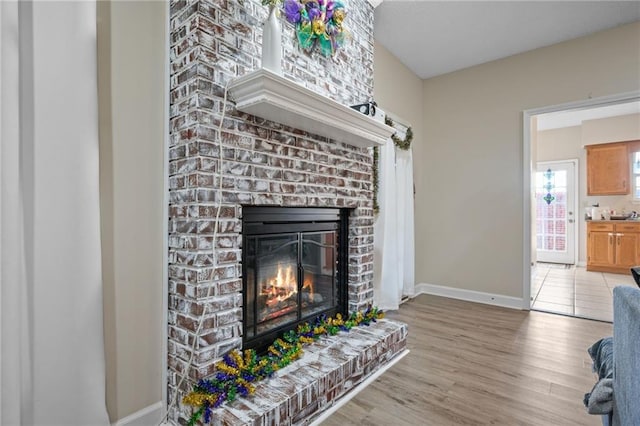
[586,142,630,195]
[588,223,615,268]
[587,221,640,273]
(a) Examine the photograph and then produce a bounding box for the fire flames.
[262,264,315,308]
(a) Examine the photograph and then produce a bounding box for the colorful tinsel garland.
[183,307,384,425]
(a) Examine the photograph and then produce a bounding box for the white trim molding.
[112,401,163,426]
[415,283,524,310]
[228,68,394,148]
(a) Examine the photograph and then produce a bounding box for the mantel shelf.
[228,68,394,148]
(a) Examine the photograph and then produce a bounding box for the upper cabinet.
[586,142,630,195]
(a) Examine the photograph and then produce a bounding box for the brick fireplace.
[241,206,350,353]
[168,0,386,423]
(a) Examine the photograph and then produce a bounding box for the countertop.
[586,219,640,223]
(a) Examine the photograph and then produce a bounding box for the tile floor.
[531,262,638,322]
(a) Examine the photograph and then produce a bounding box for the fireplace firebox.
[242,207,349,352]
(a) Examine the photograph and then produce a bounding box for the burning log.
[258,263,322,321]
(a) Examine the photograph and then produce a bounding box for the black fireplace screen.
[242,207,348,352]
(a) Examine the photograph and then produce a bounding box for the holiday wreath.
[281,0,348,57]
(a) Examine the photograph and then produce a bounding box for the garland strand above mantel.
[385,116,413,150]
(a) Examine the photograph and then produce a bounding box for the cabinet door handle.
[609,233,613,245]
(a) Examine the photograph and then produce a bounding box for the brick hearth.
[168,0,383,423]
[201,319,407,426]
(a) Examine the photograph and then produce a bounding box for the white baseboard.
[113,401,164,426]
[309,349,410,425]
[577,261,587,267]
[415,283,524,310]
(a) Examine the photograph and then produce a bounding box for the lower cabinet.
[587,222,640,273]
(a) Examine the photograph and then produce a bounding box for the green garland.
[183,307,385,424]
[385,116,413,150]
[373,117,413,215]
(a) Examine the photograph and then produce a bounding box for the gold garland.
[385,116,413,150]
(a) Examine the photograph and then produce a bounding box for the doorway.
[535,160,577,264]
[522,92,640,318]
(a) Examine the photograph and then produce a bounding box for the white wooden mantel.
[228,68,394,148]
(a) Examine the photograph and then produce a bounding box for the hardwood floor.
[321,294,612,426]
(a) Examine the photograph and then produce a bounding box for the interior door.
[535,161,576,264]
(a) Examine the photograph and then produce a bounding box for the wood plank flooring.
[321,294,612,426]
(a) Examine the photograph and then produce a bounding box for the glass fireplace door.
[245,233,299,340]
[301,231,337,318]
[244,231,338,348]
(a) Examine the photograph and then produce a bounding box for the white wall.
[97,1,166,422]
[538,113,640,265]
[583,113,640,146]
[373,41,424,135]
[418,21,640,300]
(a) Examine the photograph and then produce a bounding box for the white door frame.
[522,91,640,310]
[535,159,579,265]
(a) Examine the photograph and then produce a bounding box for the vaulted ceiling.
[374,1,640,80]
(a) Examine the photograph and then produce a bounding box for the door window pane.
[536,169,568,253]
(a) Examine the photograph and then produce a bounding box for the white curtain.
[1,1,109,424]
[373,117,415,311]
